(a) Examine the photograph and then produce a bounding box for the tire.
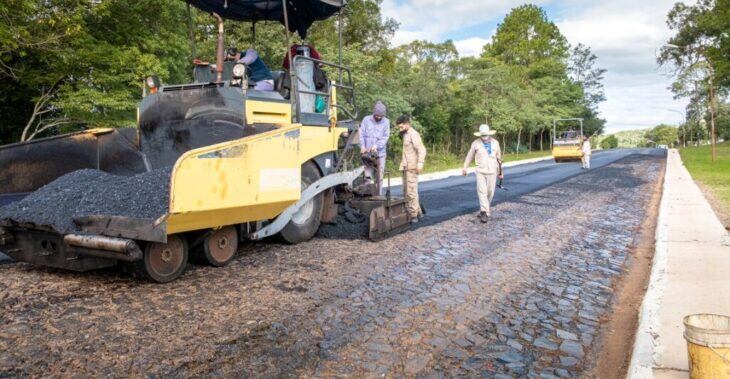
[280,162,324,244]
[198,226,238,267]
[138,235,188,283]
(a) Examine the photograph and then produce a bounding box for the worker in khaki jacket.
[462,124,502,223]
[581,136,591,169]
[397,115,427,224]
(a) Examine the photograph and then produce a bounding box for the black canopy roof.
[187,0,343,37]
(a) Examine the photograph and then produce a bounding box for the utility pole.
[708,66,717,162]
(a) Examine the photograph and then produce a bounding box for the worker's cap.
[373,101,386,117]
[474,124,496,137]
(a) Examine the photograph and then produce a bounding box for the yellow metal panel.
[164,85,350,235]
[166,125,301,234]
[167,201,293,234]
[298,125,349,164]
[552,145,582,159]
[246,100,291,125]
[299,126,335,162]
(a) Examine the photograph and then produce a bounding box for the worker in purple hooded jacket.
[359,101,390,195]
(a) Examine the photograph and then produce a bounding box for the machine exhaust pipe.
[64,234,143,261]
[213,12,225,83]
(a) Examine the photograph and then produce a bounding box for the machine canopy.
[186,0,343,37]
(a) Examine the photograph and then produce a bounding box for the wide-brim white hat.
[474,124,496,136]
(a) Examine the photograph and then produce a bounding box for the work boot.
[479,211,489,223]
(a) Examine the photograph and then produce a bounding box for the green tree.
[645,124,679,146]
[600,135,618,149]
[659,0,729,151]
[0,0,609,162]
[479,4,598,151]
[659,0,730,89]
[569,43,607,109]
[0,0,85,142]
[0,0,191,142]
[483,4,569,67]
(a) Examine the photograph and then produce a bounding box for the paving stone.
[554,368,571,377]
[443,347,469,360]
[405,354,431,374]
[559,341,584,359]
[496,350,525,364]
[556,329,578,341]
[559,356,579,367]
[497,324,516,338]
[465,333,488,346]
[507,339,523,351]
[534,337,559,351]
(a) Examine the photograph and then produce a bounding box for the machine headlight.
[232,63,246,78]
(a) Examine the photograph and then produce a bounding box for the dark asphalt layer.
[0,148,665,262]
[389,148,665,228]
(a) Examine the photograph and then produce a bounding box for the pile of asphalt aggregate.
[317,204,369,239]
[0,168,172,234]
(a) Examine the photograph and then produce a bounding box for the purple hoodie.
[359,115,390,158]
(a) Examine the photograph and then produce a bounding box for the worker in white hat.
[462,124,502,223]
[581,135,592,169]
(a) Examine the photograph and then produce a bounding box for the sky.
[380,0,687,133]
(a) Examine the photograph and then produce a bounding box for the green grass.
[386,150,552,175]
[680,141,730,222]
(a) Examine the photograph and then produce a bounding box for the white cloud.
[382,0,546,46]
[555,0,685,132]
[453,37,491,58]
[383,0,687,133]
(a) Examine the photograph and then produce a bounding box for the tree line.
[658,0,729,147]
[0,0,607,159]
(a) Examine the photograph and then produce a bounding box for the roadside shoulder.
[628,149,730,378]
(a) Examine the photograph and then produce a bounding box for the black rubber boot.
[479,211,489,223]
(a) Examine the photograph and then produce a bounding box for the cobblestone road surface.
[0,154,664,377]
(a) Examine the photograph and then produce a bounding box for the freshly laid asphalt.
[390,148,665,227]
[0,148,664,262]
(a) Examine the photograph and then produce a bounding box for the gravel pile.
[0,168,172,234]
[317,204,369,239]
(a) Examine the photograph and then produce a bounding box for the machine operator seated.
[226,48,275,91]
[560,130,579,140]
